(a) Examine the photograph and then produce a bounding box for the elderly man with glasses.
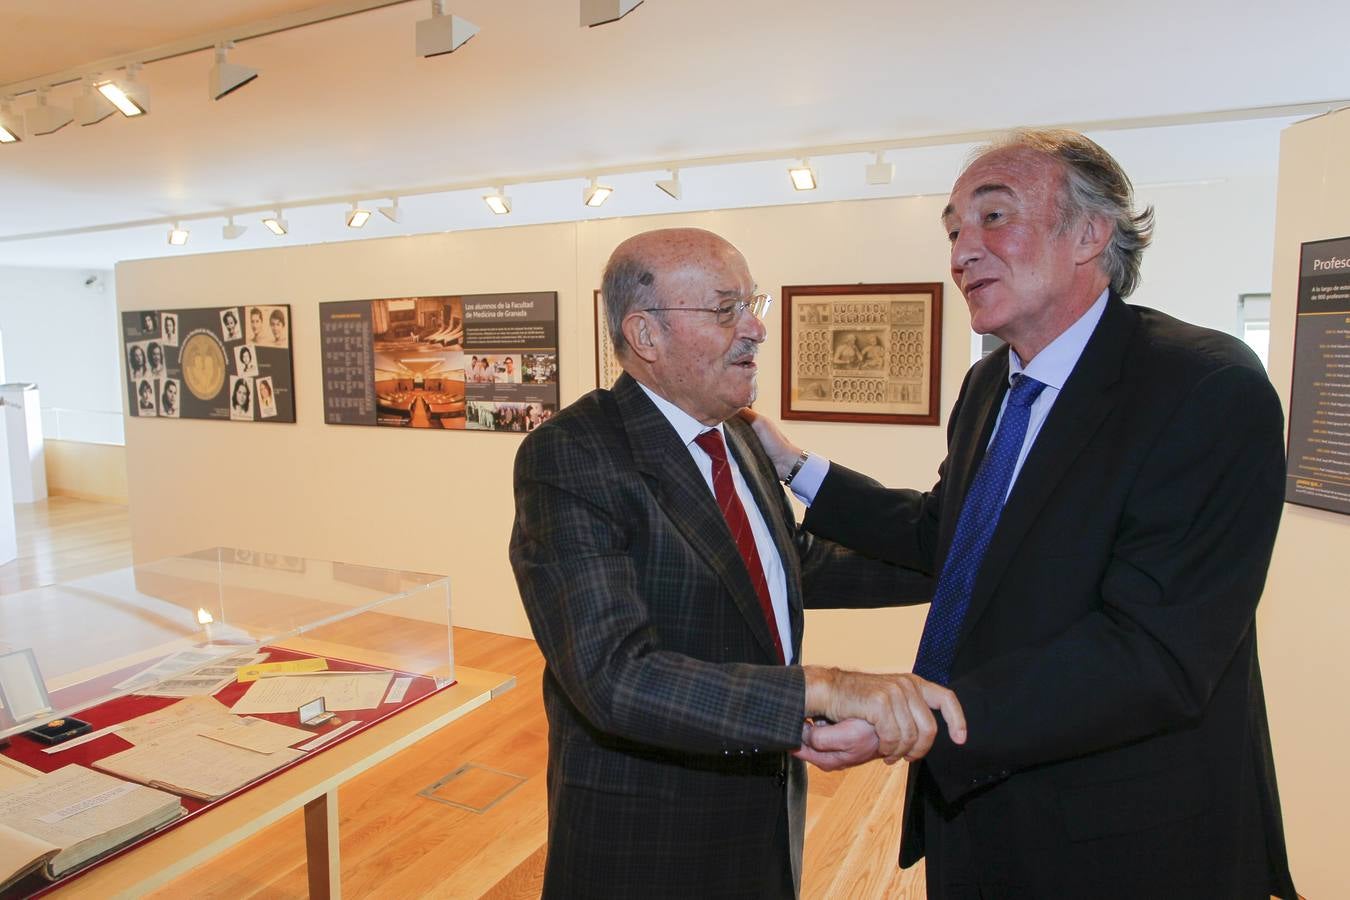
[510,227,965,898]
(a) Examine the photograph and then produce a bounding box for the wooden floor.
[1,497,923,898]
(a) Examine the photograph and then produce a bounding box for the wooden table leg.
[304,789,341,899]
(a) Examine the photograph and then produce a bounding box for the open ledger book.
[0,765,184,891]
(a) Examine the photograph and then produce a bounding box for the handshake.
[799,667,966,771]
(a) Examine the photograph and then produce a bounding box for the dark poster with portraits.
[121,305,296,423]
[1286,236,1350,516]
[319,292,559,432]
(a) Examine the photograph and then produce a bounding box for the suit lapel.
[957,296,1137,643]
[725,418,804,657]
[613,375,783,662]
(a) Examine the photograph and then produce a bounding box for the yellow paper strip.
[235,658,328,683]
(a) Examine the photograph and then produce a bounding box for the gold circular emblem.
[181,332,227,401]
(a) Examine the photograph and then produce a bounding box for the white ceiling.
[0,0,1347,270]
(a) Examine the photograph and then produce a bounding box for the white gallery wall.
[0,266,123,444]
[118,175,1279,658]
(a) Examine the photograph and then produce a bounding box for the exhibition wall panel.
[1263,108,1350,899]
[118,224,580,638]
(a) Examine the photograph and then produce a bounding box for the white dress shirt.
[638,383,794,664]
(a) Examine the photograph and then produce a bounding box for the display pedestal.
[1,383,47,504]
[41,665,514,899]
[0,396,15,565]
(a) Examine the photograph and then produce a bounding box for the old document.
[0,765,183,878]
[230,671,393,714]
[198,717,312,754]
[117,695,236,746]
[94,731,305,802]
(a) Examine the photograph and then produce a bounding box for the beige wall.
[1261,108,1350,899]
[45,439,128,504]
[118,179,1278,660]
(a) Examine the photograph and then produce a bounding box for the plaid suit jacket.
[510,373,930,899]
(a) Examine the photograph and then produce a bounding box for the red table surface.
[1,646,453,898]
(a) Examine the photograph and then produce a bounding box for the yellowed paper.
[117,695,235,746]
[229,671,393,714]
[0,765,182,876]
[198,717,313,754]
[0,758,40,792]
[94,732,304,802]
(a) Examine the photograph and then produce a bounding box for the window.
[1238,293,1270,370]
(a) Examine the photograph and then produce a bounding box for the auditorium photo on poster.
[121,305,296,423]
[320,291,559,431]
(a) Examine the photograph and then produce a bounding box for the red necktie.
[693,429,785,664]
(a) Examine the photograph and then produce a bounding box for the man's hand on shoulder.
[739,407,804,480]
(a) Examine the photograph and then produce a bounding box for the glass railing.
[39,407,125,446]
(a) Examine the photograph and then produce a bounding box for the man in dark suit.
[509,227,966,898]
[751,129,1297,897]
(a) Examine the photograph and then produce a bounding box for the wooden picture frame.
[781,283,943,425]
[594,290,623,389]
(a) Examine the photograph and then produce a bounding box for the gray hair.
[601,253,664,358]
[977,128,1154,298]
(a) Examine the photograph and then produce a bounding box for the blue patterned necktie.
[913,374,1047,685]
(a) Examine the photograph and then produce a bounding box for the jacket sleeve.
[509,422,805,755]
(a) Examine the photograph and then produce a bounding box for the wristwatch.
[782,450,810,486]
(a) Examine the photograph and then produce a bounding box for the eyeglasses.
[644,293,773,327]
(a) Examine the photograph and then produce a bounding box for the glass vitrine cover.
[0,548,453,739]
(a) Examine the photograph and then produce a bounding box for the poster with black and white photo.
[120,305,295,423]
[1286,236,1350,516]
[319,292,559,432]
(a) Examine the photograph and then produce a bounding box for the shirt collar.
[636,381,723,447]
[1008,288,1109,390]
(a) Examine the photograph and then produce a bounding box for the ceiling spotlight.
[262,211,288,235]
[581,0,644,27]
[583,177,613,208]
[788,160,817,192]
[209,42,258,101]
[378,198,402,223]
[655,169,682,200]
[346,204,372,228]
[222,216,247,240]
[416,1,479,57]
[25,89,74,136]
[483,188,511,215]
[74,78,116,127]
[866,151,895,186]
[168,223,189,246]
[97,63,150,117]
[0,99,22,143]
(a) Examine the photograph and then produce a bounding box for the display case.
[0,549,479,897]
[0,547,454,740]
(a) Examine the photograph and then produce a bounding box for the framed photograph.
[781,283,943,425]
[594,290,623,389]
